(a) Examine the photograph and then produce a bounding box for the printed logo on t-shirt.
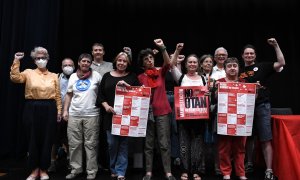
[76,79,91,91]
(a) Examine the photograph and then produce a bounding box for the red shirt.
[138,65,172,116]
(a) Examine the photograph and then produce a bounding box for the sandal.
[193,174,201,180]
[180,173,188,180]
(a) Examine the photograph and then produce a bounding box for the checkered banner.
[217,82,256,136]
[112,85,151,137]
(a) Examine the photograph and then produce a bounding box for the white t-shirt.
[181,75,205,86]
[170,65,205,86]
[67,70,102,116]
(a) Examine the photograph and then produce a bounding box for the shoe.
[39,170,49,180]
[223,175,230,180]
[180,173,188,180]
[142,175,152,180]
[245,163,254,173]
[193,174,201,180]
[166,175,176,180]
[66,173,80,179]
[26,175,38,180]
[264,170,278,180]
[239,176,247,180]
[87,173,96,180]
[117,176,125,180]
[40,174,49,180]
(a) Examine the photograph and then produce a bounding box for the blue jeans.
[106,131,128,176]
[167,92,180,159]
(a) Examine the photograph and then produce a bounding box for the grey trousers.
[144,114,172,173]
[67,115,100,175]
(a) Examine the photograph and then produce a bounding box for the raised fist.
[14,52,24,60]
[123,47,132,55]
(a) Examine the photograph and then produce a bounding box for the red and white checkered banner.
[112,85,151,137]
[217,82,256,136]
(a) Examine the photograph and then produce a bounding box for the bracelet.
[160,46,166,52]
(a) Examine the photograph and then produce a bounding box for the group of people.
[10,37,285,180]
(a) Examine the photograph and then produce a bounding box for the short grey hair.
[214,47,228,56]
[30,46,49,60]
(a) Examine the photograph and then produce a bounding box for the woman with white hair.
[10,47,62,180]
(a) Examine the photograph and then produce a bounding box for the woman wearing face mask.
[10,47,62,180]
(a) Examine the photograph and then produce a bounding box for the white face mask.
[35,59,48,68]
[63,66,74,75]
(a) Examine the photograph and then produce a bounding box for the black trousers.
[23,99,57,171]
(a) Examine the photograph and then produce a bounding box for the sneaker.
[245,163,254,173]
[66,173,80,179]
[264,170,278,180]
[87,173,96,180]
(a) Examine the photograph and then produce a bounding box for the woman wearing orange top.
[10,47,61,180]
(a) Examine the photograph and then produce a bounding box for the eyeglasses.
[62,64,73,67]
[35,57,47,60]
[215,54,227,57]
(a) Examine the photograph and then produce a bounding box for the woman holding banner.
[96,50,140,180]
[170,43,207,180]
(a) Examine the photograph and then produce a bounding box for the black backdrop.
[0,0,299,159]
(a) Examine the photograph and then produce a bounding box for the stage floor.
[0,156,265,180]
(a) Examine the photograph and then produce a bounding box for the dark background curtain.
[1,0,299,159]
